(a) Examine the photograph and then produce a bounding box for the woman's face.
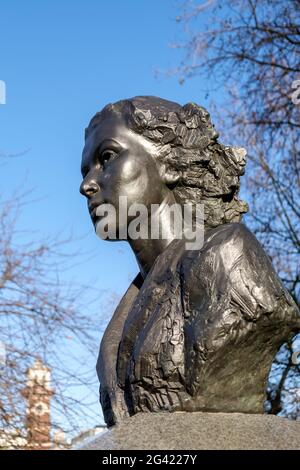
[80,112,169,238]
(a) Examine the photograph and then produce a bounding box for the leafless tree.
[173,0,300,417]
[0,188,105,449]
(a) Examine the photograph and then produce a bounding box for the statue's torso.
[117,237,189,414]
[99,223,300,426]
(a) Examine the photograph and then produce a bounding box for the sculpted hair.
[86,96,248,228]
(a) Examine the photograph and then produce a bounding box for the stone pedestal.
[80,412,300,450]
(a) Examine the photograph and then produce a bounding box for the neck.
[128,192,183,279]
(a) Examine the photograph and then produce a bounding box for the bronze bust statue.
[80,96,300,427]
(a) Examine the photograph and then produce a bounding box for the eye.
[99,149,118,167]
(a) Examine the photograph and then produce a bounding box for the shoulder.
[206,222,264,267]
[180,222,264,273]
[204,222,258,252]
[179,222,285,303]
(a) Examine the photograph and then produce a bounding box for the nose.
[80,179,100,198]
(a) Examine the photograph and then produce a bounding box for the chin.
[95,219,124,241]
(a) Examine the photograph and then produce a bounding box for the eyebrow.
[81,138,122,176]
[98,138,122,153]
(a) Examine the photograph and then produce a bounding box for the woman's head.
[81,96,248,232]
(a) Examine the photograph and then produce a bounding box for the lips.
[90,207,98,220]
[89,197,109,223]
[88,202,101,222]
[92,207,104,224]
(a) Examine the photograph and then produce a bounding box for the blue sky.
[0,0,214,437]
[0,0,212,292]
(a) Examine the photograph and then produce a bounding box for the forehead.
[82,114,127,158]
[81,112,157,166]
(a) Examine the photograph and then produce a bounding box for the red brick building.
[22,359,53,450]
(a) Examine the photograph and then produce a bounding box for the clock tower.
[22,359,53,450]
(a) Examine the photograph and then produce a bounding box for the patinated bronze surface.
[80,96,300,427]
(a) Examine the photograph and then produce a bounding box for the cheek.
[107,157,151,197]
[100,154,165,206]
[121,158,144,183]
[120,162,150,202]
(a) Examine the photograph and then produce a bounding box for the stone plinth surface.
[80,412,300,450]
